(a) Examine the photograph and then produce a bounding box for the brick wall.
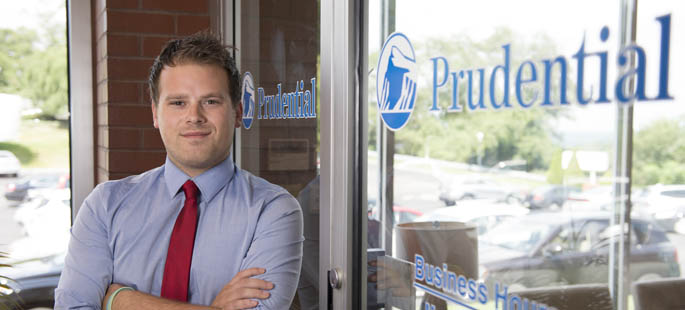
[93,0,213,182]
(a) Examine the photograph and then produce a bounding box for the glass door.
[234,1,322,309]
[364,1,684,310]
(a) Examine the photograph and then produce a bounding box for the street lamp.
[476,131,484,167]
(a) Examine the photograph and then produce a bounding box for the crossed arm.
[55,185,304,310]
[103,268,273,310]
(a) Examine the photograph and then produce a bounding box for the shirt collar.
[163,156,236,202]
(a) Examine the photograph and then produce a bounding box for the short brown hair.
[148,32,240,106]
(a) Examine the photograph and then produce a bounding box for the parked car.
[479,212,680,290]
[14,188,71,236]
[0,150,20,177]
[5,173,70,202]
[414,199,529,234]
[633,184,685,232]
[438,178,523,206]
[523,185,580,210]
[0,252,64,310]
[368,200,423,225]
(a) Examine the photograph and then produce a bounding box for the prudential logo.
[377,32,418,131]
[241,72,256,129]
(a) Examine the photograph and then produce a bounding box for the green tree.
[0,28,38,91]
[633,118,685,186]
[16,42,69,119]
[0,2,68,120]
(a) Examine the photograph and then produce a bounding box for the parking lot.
[0,169,69,255]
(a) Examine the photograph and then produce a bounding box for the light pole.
[476,131,484,167]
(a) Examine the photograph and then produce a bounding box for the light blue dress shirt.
[55,156,304,309]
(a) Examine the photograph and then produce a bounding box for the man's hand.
[211,268,274,310]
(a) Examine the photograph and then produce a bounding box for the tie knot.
[181,180,199,200]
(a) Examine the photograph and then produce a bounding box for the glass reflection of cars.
[564,185,614,212]
[523,185,580,210]
[0,150,21,178]
[5,173,70,202]
[14,188,71,237]
[633,184,685,232]
[367,199,423,225]
[414,199,528,235]
[438,178,522,206]
[478,212,680,291]
[0,252,64,310]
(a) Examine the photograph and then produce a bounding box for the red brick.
[108,58,153,81]
[107,34,139,57]
[177,15,210,36]
[142,36,173,57]
[143,84,155,104]
[148,131,165,146]
[109,173,134,180]
[109,150,166,173]
[106,0,138,9]
[142,128,165,149]
[107,11,175,34]
[107,105,154,126]
[108,82,141,104]
[142,0,208,13]
[108,128,142,149]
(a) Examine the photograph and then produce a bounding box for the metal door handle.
[329,268,342,289]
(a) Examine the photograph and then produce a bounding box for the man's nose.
[186,102,207,123]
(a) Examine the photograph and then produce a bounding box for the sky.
[0,0,66,32]
[369,0,685,145]
[2,0,682,140]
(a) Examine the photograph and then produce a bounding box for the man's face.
[152,63,242,177]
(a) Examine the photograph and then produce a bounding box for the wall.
[92,0,214,182]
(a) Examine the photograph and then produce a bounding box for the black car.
[4,174,69,202]
[479,212,680,290]
[523,185,580,210]
[0,253,63,310]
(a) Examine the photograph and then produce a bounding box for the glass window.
[0,1,70,307]
[365,1,683,309]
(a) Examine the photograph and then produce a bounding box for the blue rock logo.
[377,32,418,131]
[241,72,256,129]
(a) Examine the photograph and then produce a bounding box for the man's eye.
[206,99,221,105]
[170,101,184,106]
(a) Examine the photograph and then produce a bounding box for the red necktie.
[161,180,200,301]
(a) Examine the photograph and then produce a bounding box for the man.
[55,33,304,309]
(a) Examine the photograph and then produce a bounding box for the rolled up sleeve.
[240,193,304,309]
[55,185,113,310]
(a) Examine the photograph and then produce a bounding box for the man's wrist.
[107,286,135,310]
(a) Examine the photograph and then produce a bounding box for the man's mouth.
[181,131,210,138]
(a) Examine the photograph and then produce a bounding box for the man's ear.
[234,101,243,128]
[151,102,159,128]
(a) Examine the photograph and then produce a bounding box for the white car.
[414,199,529,235]
[15,188,71,236]
[438,178,524,206]
[634,184,685,232]
[0,150,20,177]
